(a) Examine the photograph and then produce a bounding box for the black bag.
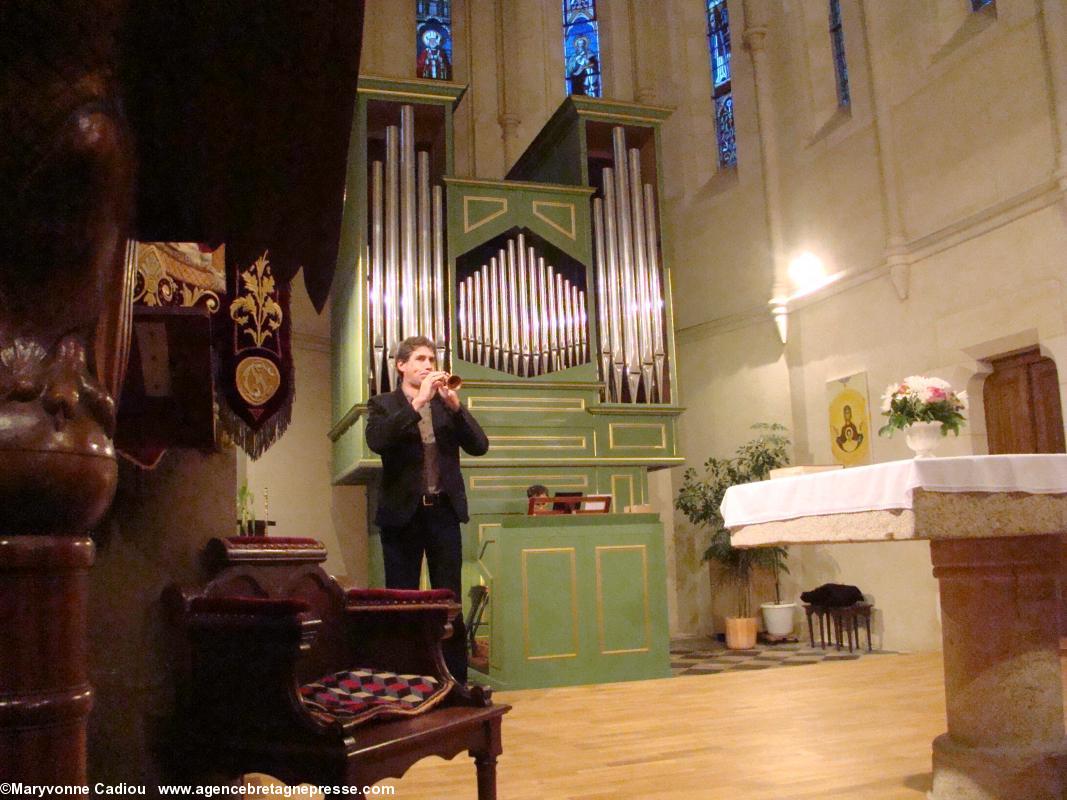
[800,583,864,607]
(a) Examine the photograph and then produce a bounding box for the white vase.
[905,421,943,458]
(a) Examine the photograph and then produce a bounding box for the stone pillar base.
[930,732,1067,800]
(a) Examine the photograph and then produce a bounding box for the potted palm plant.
[676,423,792,648]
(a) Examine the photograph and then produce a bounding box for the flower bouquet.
[878,376,967,437]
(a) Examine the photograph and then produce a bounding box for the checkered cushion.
[300,668,447,722]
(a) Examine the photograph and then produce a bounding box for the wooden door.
[983,349,1065,454]
[983,348,1066,639]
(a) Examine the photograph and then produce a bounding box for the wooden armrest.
[180,598,334,741]
[340,600,453,681]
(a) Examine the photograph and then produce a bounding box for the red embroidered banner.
[216,251,293,459]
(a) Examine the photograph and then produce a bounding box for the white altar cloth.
[721,454,1067,528]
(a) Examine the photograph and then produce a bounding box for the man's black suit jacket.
[365,387,490,528]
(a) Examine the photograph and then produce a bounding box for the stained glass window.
[971,0,994,10]
[706,0,736,167]
[828,0,850,106]
[563,0,602,98]
[416,0,452,81]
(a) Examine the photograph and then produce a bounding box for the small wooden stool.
[803,604,833,648]
[804,602,873,651]
[834,602,873,652]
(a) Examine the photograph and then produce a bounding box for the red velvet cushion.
[346,588,455,604]
[189,596,310,616]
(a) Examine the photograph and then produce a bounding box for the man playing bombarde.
[365,336,489,683]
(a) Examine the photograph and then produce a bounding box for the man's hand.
[438,382,461,411]
[412,371,449,410]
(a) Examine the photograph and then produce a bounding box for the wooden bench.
[165,537,509,796]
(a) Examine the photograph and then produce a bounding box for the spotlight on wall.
[788,251,827,295]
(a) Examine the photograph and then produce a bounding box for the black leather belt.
[421,493,443,506]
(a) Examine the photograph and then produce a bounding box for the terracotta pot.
[725,616,758,650]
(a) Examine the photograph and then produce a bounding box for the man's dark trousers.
[379,501,467,683]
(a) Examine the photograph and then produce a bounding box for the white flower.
[880,383,901,412]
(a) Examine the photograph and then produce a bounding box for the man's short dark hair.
[526,484,549,498]
[396,335,436,364]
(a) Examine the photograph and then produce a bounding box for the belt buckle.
[422,494,436,506]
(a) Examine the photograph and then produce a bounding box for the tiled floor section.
[671,637,899,676]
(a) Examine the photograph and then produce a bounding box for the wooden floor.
[378,652,1067,800]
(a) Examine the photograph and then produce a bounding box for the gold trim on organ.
[487,434,587,450]
[610,474,637,509]
[595,545,651,655]
[531,200,578,240]
[470,474,589,491]
[522,547,579,661]
[608,422,668,450]
[467,396,586,412]
[463,195,509,233]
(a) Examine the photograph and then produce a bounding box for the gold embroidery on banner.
[230,254,283,348]
[134,244,224,311]
[235,356,281,406]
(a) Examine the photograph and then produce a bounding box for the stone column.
[929,535,1067,800]
[859,0,911,300]
[741,1,789,335]
[1037,0,1067,194]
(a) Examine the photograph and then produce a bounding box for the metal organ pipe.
[612,127,641,402]
[601,168,625,402]
[517,236,531,377]
[417,150,432,344]
[400,105,417,339]
[537,257,551,373]
[432,184,446,368]
[370,160,385,394]
[592,198,612,400]
[644,183,667,402]
[384,125,400,390]
[628,147,654,401]
[489,255,502,371]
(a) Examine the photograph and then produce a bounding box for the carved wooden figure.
[0,0,135,783]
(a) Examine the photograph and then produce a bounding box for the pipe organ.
[366,105,448,394]
[457,233,588,377]
[591,127,668,403]
[332,79,681,688]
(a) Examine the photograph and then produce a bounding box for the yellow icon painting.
[827,377,872,466]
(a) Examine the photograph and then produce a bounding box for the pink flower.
[920,386,946,404]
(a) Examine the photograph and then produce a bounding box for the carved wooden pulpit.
[0,0,364,783]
